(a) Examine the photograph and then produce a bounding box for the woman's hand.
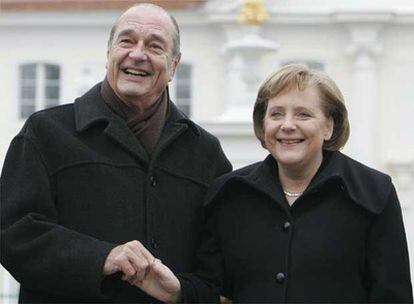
[129,259,181,303]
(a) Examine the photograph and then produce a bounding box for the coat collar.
[74,82,199,135]
[208,151,391,215]
[205,155,287,212]
[312,151,391,214]
[74,82,201,163]
[74,83,113,132]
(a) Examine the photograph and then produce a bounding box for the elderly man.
[0,3,231,303]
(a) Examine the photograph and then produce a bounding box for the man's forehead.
[117,6,174,35]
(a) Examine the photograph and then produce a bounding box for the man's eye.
[149,44,163,51]
[119,39,132,45]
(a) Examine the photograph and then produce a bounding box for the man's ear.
[169,53,181,82]
[105,49,110,70]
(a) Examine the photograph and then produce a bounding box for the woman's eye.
[270,112,283,118]
[298,112,311,118]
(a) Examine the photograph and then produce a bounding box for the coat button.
[151,238,158,250]
[149,175,157,187]
[276,272,286,283]
[283,221,291,231]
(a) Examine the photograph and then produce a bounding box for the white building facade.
[1,0,414,301]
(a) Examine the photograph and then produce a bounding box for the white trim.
[0,266,19,304]
[171,61,194,118]
[17,62,62,119]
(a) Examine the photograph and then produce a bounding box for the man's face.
[106,6,180,110]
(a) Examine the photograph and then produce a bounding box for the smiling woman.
[254,65,343,205]
[130,64,413,304]
[263,86,334,203]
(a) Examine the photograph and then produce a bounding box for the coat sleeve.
[177,202,228,303]
[211,138,233,179]
[366,184,413,303]
[0,132,117,300]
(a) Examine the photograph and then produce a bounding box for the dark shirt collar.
[100,76,167,123]
[100,76,131,120]
[100,77,170,154]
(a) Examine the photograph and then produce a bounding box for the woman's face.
[263,86,333,172]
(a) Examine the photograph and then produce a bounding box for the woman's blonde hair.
[253,64,350,151]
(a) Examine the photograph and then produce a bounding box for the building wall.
[1,0,414,301]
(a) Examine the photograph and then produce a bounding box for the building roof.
[0,0,206,11]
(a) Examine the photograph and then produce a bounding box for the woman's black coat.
[180,151,412,303]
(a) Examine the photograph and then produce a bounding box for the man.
[0,3,231,303]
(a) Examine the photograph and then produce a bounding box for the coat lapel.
[204,154,290,213]
[151,103,197,161]
[308,151,391,214]
[104,119,150,164]
[240,155,290,213]
[74,82,149,164]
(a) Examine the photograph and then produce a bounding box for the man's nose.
[129,43,147,61]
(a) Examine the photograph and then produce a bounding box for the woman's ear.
[325,117,334,141]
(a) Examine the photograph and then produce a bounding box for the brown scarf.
[100,77,169,155]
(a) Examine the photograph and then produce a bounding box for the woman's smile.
[264,86,333,173]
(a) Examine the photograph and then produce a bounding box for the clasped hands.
[103,240,181,303]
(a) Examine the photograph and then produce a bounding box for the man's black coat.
[0,83,232,303]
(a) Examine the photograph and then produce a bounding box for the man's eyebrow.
[116,29,135,38]
[116,30,167,44]
[147,33,167,44]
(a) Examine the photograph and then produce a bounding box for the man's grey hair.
[107,3,181,57]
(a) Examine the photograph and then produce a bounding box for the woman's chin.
[274,153,304,169]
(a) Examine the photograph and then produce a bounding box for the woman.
[133,64,413,303]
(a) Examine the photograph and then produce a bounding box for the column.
[346,24,382,168]
[219,25,279,122]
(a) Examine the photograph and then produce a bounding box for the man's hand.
[103,240,154,281]
[130,259,181,303]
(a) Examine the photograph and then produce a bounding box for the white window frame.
[19,62,61,119]
[170,62,192,117]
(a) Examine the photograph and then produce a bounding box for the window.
[173,63,192,116]
[19,63,60,118]
[281,60,325,71]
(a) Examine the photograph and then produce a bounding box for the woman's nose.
[280,117,296,131]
